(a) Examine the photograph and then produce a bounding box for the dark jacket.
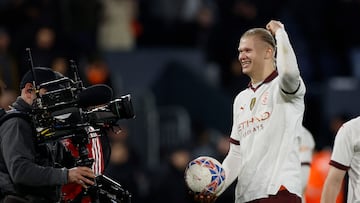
[0,97,68,202]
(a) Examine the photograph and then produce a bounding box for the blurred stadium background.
[0,0,358,202]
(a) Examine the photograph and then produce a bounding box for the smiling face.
[238,36,267,77]
[237,28,276,83]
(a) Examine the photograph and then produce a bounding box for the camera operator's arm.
[1,118,96,188]
[1,118,68,186]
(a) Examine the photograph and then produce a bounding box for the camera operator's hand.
[68,166,96,188]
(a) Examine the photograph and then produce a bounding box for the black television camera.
[35,86,135,143]
[30,60,134,143]
[26,50,134,203]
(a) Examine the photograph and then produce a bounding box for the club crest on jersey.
[250,97,256,110]
[261,91,269,105]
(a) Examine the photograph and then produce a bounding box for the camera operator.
[0,67,96,203]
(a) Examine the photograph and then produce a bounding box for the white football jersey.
[330,116,360,203]
[221,28,305,203]
[300,127,315,166]
[299,127,315,203]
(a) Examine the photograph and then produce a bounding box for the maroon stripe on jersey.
[301,162,311,166]
[262,70,278,83]
[229,138,240,145]
[281,83,301,95]
[248,70,278,92]
[329,160,350,171]
[247,189,301,202]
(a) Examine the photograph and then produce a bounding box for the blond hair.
[241,28,276,50]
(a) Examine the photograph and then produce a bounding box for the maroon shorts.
[246,189,301,203]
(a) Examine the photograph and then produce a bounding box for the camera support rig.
[26,48,134,203]
[65,128,132,203]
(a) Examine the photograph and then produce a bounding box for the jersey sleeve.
[330,122,354,170]
[299,128,315,165]
[218,143,242,196]
[219,95,242,195]
[275,28,301,94]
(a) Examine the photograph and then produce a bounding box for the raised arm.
[266,20,300,93]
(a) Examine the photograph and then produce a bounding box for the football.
[184,156,225,194]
